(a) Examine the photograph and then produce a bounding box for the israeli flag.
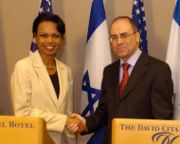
[78,0,112,143]
[166,0,180,119]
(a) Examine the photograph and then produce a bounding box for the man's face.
[110,19,140,61]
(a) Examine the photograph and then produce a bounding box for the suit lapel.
[120,53,149,99]
[31,51,60,109]
[110,60,121,106]
[56,60,67,107]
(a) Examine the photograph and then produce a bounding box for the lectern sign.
[112,119,180,144]
[0,116,54,144]
[0,120,33,128]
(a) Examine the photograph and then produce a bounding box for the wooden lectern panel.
[0,116,54,144]
[112,118,180,144]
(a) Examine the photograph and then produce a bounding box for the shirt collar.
[120,48,142,67]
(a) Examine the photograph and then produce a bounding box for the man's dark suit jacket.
[85,52,173,144]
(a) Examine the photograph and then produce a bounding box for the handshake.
[65,113,87,134]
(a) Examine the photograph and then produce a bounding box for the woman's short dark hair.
[32,13,65,36]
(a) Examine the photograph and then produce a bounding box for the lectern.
[0,116,54,144]
[112,118,180,144]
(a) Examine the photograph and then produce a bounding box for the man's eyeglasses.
[109,31,138,43]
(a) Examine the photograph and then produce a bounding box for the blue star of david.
[81,71,101,116]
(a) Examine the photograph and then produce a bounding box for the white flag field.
[166,0,180,119]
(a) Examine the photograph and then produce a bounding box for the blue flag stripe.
[87,0,106,41]
[173,0,180,25]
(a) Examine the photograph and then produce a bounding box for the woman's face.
[35,21,63,57]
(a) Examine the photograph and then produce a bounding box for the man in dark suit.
[66,16,173,144]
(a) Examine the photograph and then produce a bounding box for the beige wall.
[0,0,175,114]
